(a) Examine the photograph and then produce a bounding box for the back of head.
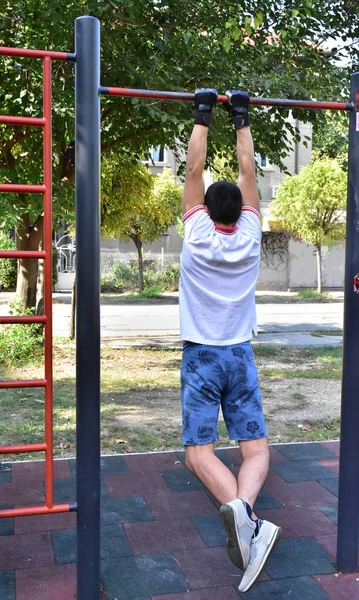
[205,181,242,225]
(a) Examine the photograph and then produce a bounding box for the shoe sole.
[239,526,282,593]
[220,504,247,570]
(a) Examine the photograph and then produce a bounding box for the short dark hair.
[204,181,242,224]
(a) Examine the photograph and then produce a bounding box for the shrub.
[0,232,17,290]
[0,301,44,366]
[110,260,139,291]
[141,285,163,298]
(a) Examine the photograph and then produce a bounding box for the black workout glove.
[225,90,250,129]
[194,88,218,127]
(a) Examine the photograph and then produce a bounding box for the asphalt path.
[48,300,343,338]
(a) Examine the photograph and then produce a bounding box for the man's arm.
[236,126,260,213]
[182,125,208,215]
[182,88,217,216]
[226,90,260,213]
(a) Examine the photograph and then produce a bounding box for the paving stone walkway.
[0,441,358,599]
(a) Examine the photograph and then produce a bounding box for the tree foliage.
[0,0,358,305]
[101,156,182,290]
[270,157,347,291]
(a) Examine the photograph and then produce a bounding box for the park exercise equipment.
[0,14,358,600]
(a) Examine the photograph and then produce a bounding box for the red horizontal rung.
[0,504,74,519]
[0,443,47,454]
[0,315,46,324]
[0,184,46,193]
[0,115,46,126]
[0,379,47,389]
[0,46,75,61]
[0,250,46,259]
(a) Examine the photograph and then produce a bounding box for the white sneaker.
[220,498,256,571]
[238,520,282,593]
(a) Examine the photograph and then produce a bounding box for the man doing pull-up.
[179,88,281,592]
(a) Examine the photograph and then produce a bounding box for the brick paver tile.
[14,510,76,535]
[144,490,218,520]
[271,459,338,482]
[104,471,171,496]
[318,459,339,475]
[173,547,269,590]
[320,441,340,457]
[124,518,206,554]
[15,564,76,600]
[152,587,240,600]
[314,573,359,600]
[265,475,338,507]
[316,534,337,559]
[161,470,204,492]
[101,554,188,599]
[0,532,54,570]
[0,571,15,600]
[238,575,331,599]
[257,506,337,538]
[274,443,336,461]
[269,446,290,463]
[0,482,44,505]
[265,538,335,579]
[125,452,185,472]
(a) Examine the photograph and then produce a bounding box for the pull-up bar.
[99,85,354,111]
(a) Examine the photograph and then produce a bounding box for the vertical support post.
[337,72,359,572]
[75,16,101,599]
[43,55,54,510]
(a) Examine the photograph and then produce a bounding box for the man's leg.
[185,442,238,504]
[237,437,270,519]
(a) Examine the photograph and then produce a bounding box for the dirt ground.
[104,376,341,445]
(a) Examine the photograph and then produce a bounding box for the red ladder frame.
[0,48,75,518]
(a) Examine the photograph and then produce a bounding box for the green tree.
[0,0,357,308]
[270,157,347,293]
[312,112,349,170]
[101,156,182,291]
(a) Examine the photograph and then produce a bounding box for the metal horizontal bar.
[0,379,47,389]
[0,504,75,519]
[0,184,46,193]
[0,315,46,324]
[0,443,47,454]
[0,250,46,259]
[99,86,353,111]
[0,46,75,61]
[0,115,46,126]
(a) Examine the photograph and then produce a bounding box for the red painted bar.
[0,504,72,519]
[99,86,353,111]
[0,379,47,389]
[0,315,46,324]
[0,250,46,259]
[0,184,46,193]
[0,115,46,126]
[0,443,47,454]
[0,46,75,61]
[43,56,55,510]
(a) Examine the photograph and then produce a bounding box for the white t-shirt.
[179,204,262,345]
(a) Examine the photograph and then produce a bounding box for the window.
[255,153,269,168]
[150,145,165,163]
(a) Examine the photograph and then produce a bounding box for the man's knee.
[240,437,270,462]
[184,443,214,474]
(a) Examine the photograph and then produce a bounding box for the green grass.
[281,418,341,442]
[258,346,342,380]
[295,290,330,300]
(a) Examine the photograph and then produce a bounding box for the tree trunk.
[36,241,44,316]
[70,271,76,340]
[133,236,144,292]
[16,213,44,312]
[315,244,322,294]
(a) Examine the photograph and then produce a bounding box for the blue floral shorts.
[181,340,268,446]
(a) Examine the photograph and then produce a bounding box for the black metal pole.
[337,72,359,572]
[75,16,101,599]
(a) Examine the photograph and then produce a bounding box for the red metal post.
[0,316,46,324]
[0,250,46,259]
[43,56,54,510]
[0,116,46,126]
[0,379,47,389]
[0,184,46,193]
